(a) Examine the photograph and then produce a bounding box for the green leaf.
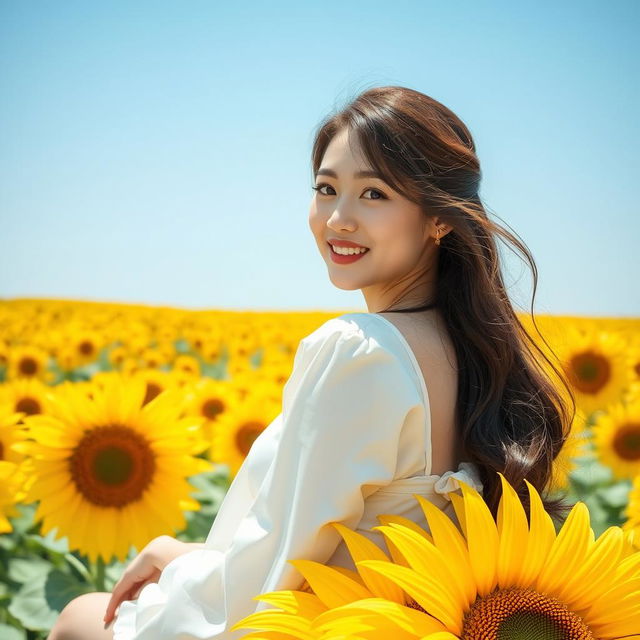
[8,578,58,631]
[7,504,38,536]
[0,622,26,640]
[0,534,15,550]
[596,482,632,509]
[187,472,227,507]
[569,460,612,491]
[8,557,54,584]
[180,510,214,542]
[45,568,93,612]
[8,568,91,631]
[26,528,70,554]
[582,494,610,537]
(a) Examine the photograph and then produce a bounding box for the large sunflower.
[232,473,640,639]
[15,375,212,563]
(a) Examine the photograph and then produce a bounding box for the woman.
[48,85,574,639]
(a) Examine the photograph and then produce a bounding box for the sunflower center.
[235,420,265,456]
[612,422,640,460]
[78,340,95,356]
[69,425,156,507]
[16,396,41,416]
[202,398,225,420]
[19,357,38,376]
[567,351,610,395]
[460,587,594,639]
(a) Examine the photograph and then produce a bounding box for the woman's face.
[309,127,440,310]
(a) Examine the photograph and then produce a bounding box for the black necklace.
[380,300,438,313]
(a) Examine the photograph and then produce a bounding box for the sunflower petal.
[496,471,529,589]
[555,525,624,611]
[252,590,327,618]
[329,523,405,603]
[457,479,498,596]
[230,609,315,639]
[520,478,556,586]
[356,559,462,634]
[535,501,592,596]
[287,559,372,609]
[313,597,447,636]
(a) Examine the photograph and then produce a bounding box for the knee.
[48,592,109,640]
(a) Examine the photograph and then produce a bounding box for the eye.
[311,183,388,200]
[311,183,335,196]
[363,188,386,200]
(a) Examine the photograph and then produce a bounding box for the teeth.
[331,244,369,255]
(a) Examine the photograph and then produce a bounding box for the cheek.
[308,207,328,248]
[308,203,320,231]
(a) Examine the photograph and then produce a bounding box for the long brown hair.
[310,85,576,525]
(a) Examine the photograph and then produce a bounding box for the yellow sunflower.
[171,354,202,383]
[6,343,53,383]
[68,324,105,367]
[0,375,52,418]
[555,324,632,419]
[211,394,281,476]
[591,396,640,481]
[107,344,128,368]
[14,375,212,563]
[181,377,243,446]
[232,473,640,639]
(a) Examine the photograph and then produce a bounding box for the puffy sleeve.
[112,316,420,639]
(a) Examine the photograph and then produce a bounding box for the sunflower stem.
[94,556,106,592]
[65,552,93,585]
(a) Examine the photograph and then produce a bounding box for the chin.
[326,271,364,292]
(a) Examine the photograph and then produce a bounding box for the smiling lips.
[328,242,370,264]
[328,238,369,250]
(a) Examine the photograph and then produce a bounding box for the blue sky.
[1,0,638,316]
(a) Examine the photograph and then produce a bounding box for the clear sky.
[1,0,638,316]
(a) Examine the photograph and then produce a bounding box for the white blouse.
[113,312,484,639]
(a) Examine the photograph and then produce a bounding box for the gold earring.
[435,227,442,246]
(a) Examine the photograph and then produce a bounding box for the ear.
[428,217,450,241]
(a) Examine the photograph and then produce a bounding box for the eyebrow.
[315,168,383,180]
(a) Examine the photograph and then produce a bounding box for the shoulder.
[294,313,416,391]
[299,312,402,356]
[285,313,423,427]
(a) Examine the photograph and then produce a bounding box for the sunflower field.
[0,298,638,639]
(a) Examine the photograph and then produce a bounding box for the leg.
[47,591,116,640]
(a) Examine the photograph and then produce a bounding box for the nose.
[327,206,356,232]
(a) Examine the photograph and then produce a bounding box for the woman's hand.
[103,535,204,624]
